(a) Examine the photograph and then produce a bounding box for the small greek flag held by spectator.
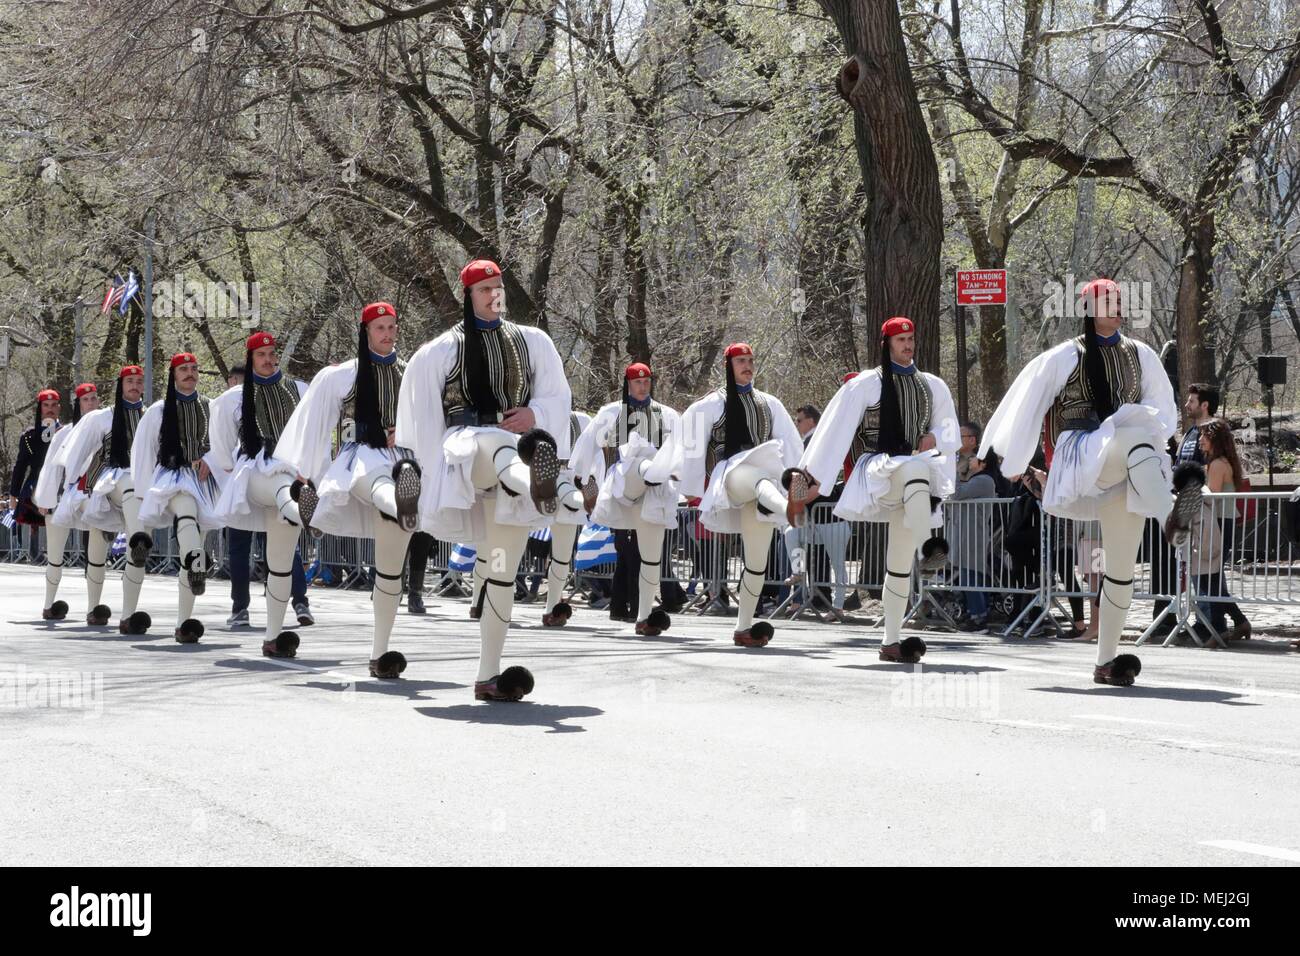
[1,509,14,530]
[528,527,552,542]
[110,532,127,557]
[574,523,616,570]
[448,542,477,573]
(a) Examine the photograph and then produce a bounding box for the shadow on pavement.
[415,702,604,733]
[1030,685,1260,705]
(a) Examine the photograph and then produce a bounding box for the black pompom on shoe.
[48,600,69,621]
[262,631,300,659]
[541,601,572,627]
[498,665,536,700]
[119,611,151,636]
[87,604,111,626]
[174,618,204,644]
[1094,654,1142,687]
[369,651,407,679]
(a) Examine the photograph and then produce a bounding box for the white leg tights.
[43,522,70,611]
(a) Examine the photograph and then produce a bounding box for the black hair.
[1188,382,1220,417]
[239,348,261,459]
[876,337,909,456]
[796,404,821,424]
[108,376,132,468]
[462,295,500,416]
[1080,290,1116,420]
[229,364,246,379]
[158,365,187,469]
[72,388,91,425]
[962,420,983,443]
[354,323,387,449]
[723,354,752,458]
[980,449,1011,498]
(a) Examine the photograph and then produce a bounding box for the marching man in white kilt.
[33,383,103,623]
[397,258,578,701]
[788,317,959,663]
[209,331,318,660]
[979,278,1202,686]
[61,365,153,634]
[274,303,421,679]
[570,362,681,637]
[657,342,802,648]
[131,353,225,643]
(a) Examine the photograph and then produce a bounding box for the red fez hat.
[119,365,143,379]
[625,362,652,380]
[37,389,59,403]
[1079,278,1122,312]
[724,342,753,359]
[170,352,197,369]
[881,317,913,338]
[74,383,97,398]
[361,302,396,324]
[460,259,502,289]
[246,331,275,351]
[842,371,859,383]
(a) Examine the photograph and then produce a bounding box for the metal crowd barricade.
[7,493,1299,643]
[913,497,1042,634]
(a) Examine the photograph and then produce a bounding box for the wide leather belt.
[1060,412,1102,433]
[447,409,505,428]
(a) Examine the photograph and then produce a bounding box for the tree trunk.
[819,0,943,371]
[1176,216,1217,393]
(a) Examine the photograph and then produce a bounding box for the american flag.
[118,271,140,315]
[100,274,125,314]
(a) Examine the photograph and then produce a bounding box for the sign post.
[954,269,1008,427]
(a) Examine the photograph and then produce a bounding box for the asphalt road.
[2,565,1298,866]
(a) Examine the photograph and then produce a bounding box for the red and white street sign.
[955,269,1007,306]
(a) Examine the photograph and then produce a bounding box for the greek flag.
[118,270,140,315]
[528,527,552,542]
[110,532,127,557]
[448,542,477,573]
[1,509,14,530]
[574,523,616,570]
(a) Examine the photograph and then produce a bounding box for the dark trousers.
[1145,518,1176,620]
[406,531,434,592]
[228,528,307,613]
[611,529,639,616]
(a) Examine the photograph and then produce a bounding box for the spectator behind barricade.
[1004,452,1087,635]
[958,421,982,481]
[1193,418,1251,642]
[794,405,820,443]
[1178,383,1218,465]
[950,452,997,631]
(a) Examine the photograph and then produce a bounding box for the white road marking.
[1072,714,1190,726]
[1199,840,1300,862]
